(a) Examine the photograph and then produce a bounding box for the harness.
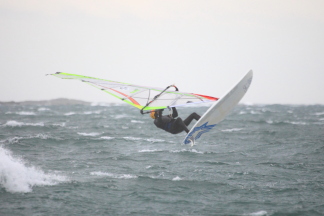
[164,122,173,131]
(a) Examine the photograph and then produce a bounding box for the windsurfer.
[150,107,200,134]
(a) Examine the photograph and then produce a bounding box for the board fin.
[188,137,195,147]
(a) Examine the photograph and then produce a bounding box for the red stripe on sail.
[109,88,140,106]
[193,94,218,101]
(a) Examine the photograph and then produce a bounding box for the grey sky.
[1,0,323,104]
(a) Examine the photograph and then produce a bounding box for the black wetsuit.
[153,107,201,134]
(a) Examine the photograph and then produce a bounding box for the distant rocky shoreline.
[0,98,92,106]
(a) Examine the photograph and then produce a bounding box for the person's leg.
[183,112,200,126]
[170,118,189,134]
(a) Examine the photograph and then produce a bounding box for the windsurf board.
[183,70,253,145]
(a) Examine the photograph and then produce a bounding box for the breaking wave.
[0,146,67,193]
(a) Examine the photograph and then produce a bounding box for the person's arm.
[157,109,164,120]
[172,107,178,118]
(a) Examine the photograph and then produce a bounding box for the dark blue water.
[0,103,323,216]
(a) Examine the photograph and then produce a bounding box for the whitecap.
[138,149,160,153]
[30,122,45,127]
[0,137,23,144]
[221,128,243,132]
[116,174,138,179]
[0,147,67,193]
[145,138,165,142]
[64,112,76,116]
[131,120,144,123]
[4,121,25,127]
[31,134,51,139]
[99,136,115,140]
[52,122,66,127]
[284,121,308,125]
[3,121,44,127]
[38,107,50,111]
[190,149,204,154]
[123,137,142,141]
[83,111,93,115]
[172,176,182,181]
[171,149,204,154]
[83,111,101,115]
[77,132,101,137]
[313,112,324,116]
[16,111,36,116]
[244,210,268,216]
[90,171,137,179]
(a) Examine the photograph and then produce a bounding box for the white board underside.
[183,70,253,144]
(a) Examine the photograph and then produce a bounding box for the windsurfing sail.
[49,72,218,113]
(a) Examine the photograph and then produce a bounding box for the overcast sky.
[1,0,323,104]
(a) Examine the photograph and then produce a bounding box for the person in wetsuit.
[150,107,201,134]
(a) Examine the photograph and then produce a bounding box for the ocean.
[0,103,323,216]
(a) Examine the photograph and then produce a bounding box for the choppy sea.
[0,103,323,216]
